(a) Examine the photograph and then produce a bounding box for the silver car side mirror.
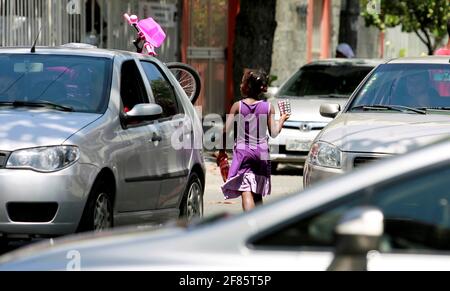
[327,207,384,271]
[320,103,341,119]
[126,104,163,119]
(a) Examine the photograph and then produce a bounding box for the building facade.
[271,0,342,87]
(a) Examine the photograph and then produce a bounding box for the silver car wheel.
[93,193,111,232]
[187,181,203,220]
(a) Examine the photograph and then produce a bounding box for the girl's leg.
[253,194,263,206]
[242,191,256,211]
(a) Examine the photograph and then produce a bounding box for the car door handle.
[151,133,162,142]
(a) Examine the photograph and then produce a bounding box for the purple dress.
[221,100,272,199]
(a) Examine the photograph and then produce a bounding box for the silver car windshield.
[277,65,374,98]
[349,64,450,112]
[0,54,112,113]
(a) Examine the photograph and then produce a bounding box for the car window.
[0,54,111,113]
[370,166,450,251]
[140,61,180,118]
[120,60,149,112]
[349,64,450,110]
[250,195,366,249]
[251,164,450,252]
[277,65,373,97]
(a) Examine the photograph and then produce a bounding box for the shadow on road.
[272,164,304,176]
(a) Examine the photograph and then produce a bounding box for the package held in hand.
[277,99,291,115]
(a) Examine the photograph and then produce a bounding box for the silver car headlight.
[307,142,342,169]
[6,146,80,172]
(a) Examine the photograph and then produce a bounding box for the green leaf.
[360,0,450,53]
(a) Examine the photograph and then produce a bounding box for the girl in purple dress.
[221,70,290,211]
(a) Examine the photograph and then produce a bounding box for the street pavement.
[203,156,304,216]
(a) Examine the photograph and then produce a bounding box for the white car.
[1,139,450,271]
[269,59,381,170]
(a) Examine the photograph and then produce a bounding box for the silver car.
[1,139,450,271]
[304,56,450,186]
[269,59,381,170]
[0,46,205,245]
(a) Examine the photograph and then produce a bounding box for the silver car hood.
[272,97,348,122]
[0,109,102,151]
[319,113,450,154]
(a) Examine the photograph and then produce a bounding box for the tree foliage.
[361,0,450,54]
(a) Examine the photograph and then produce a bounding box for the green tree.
[361,0,450,55]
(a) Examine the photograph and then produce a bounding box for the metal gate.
[0,0,85,47]
[0,0,180,62]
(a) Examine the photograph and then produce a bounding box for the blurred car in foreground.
[304,56,450,186]
[269,59,381,170]
[1,139,450,271]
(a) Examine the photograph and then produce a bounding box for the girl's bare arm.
[220,102,240,152]
[268,104,290,138]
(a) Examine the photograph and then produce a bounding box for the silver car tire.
[93,193,113,232]
[77,180,113,233]
[180,173,204,221]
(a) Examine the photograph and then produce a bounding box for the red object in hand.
[217,152,230,182]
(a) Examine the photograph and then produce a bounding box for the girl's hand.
[280,113,290,122]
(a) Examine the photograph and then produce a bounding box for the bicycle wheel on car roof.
[167,62,202,105]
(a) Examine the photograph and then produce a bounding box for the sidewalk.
[203,159,303,217]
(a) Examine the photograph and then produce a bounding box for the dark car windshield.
[277,64,374,97]
[0,54,112,113]
[349,63,450,112]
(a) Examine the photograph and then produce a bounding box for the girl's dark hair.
[242,70,269,99]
